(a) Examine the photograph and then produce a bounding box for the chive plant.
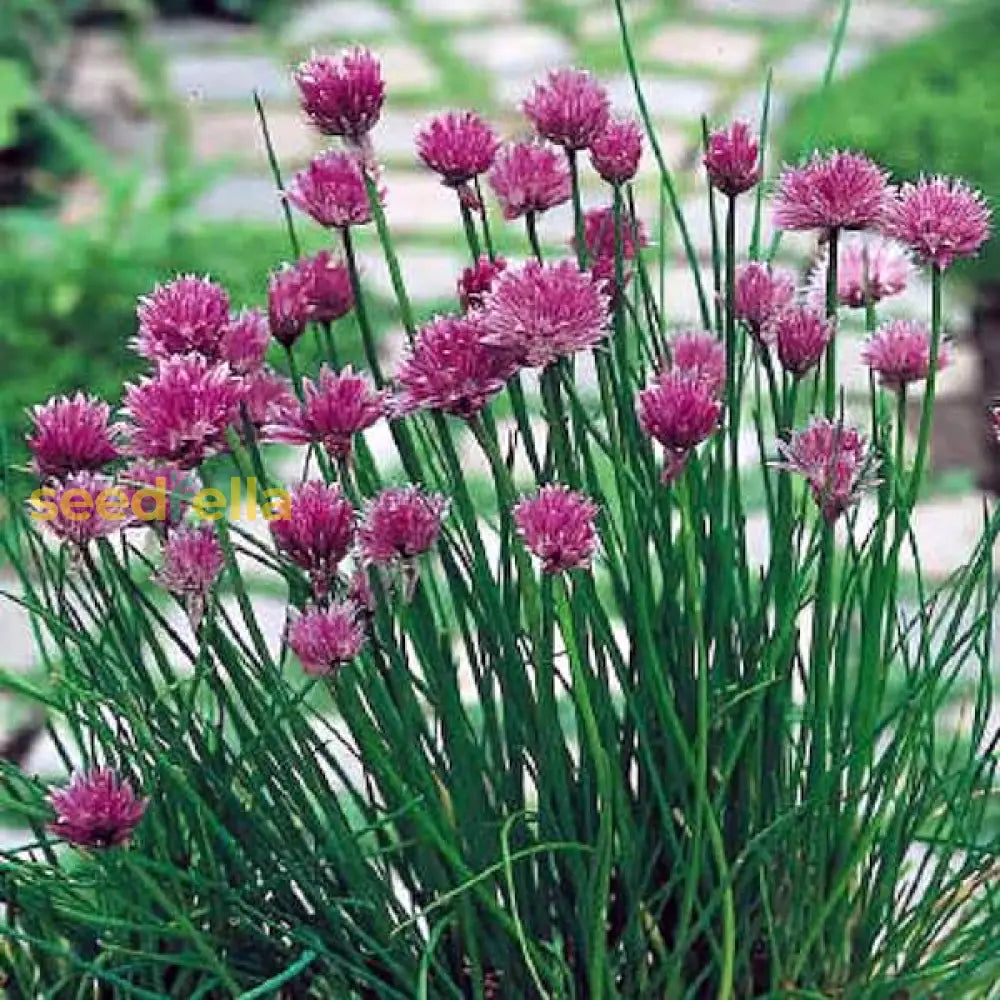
[1,15,998,1000]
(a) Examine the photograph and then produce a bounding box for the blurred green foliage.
[781,1,1000,283]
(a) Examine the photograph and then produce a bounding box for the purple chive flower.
[302,250,355,324]
[264,364,385,460]
[668,331,726,398]
[27,393,121,480]
[240,368,297,429]
[771,305,835,378]
[776,418,877,522]
[807,234,912,310]
[133,275,230,362]
[36,472,131,546]
[294,48,385,142]
[120,462,198,528]
[416,110,500,191]
[861,319,950,392]
[479,259,610,368]
[734,262,797,343]
[48,767,148,849]
[637,371,723,482]
[703,120,760,197]
[122,355,243,468]
[156,523,224,626]
[286,150,375,230]
[289,602,366,676]
[881,175,991,269]
[348,566,375,614]
[522,67,610,151]
[270,481,355,597]
[774,150,890,232]
[358,487,448,566]
[487,141,571,221]
[589,116,643,185]
[575,205,648,290]
[268,263,314,348]
[219,308,271,374]
[458,255,507,313]
[513,485,599,573]
[393,314,517,419]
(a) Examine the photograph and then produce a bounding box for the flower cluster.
[479,260,610,368]
[393,315,517,419]
[776,419,877,522]
[48,767,148,849]
[265,365,385,460]
[514,486,599,573]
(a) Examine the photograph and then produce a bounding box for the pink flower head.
[294,48,385,141]
[881,175,991,269]
[219,308,270,373]
[774,150,890,232]
[668,331,726,398]
[348,566,375,613]
[241,368,297,428]
[522,68,610,151]
[358,486,448,566]
[48,767,148,849]
[513,485,598,573]
[487,141,571,221]
[576,205,647,261]
[393,314,517,419]
[807,234,912,310]
[417,110,500,188]
[479,259,610,368]
[27,393,121,480]
[458,255,507,313]
[264,364,385,460]
[302,250,354,324]
[156,523,224,624]
[122,355,243,468]
[134,275,230,362]
[35,472,131,546]
[776,418,877,522]
[270,481,355,596]
[771,305,834,378]
[287,150,374,230]
[637,370,722,480]
[589,117,643,185]
[861,319,950,391]
[734,262,797,342]
[574,206,648,289]
[120,462,198,528]
[268,263,313,348]
[289,602,366,676]
[703,120,760,198]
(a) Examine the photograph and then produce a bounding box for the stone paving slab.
[377,42,442,94]
[454,24,573,80]
[605,73,722,121]
[167,52,294,104]
[358,245,467,305]
[284,0,400,45]
[412,0,525,23]
[691,0,825,19]
[382,171,466,231]
[646,23,763,76]
[192,107,318,167]
[826,3,938,43]
[775,39,873,89]
[195,174,283,223]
